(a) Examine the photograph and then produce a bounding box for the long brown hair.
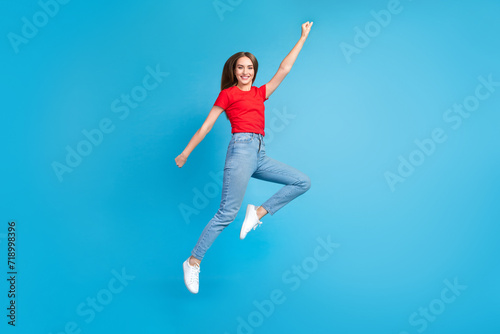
[219,52,258,119]
[221,52,259,90]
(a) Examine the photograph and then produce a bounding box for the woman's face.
[234,56,254,86]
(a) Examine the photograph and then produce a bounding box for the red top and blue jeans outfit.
[191,84,311,260]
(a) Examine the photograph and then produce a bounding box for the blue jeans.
[191,132,311,260]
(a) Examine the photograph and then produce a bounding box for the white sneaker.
[183,259,200,294]
[240,204,263,240]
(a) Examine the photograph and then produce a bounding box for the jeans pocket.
[233,133,253,143]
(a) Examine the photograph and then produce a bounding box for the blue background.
[2,0,499,333]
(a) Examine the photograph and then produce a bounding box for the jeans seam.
[192,151,233,259]
[256,169,305,216]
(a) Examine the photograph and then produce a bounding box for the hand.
[301,21,313,39]
[175,153,187,168]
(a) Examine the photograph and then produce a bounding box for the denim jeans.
[191,132,311,260]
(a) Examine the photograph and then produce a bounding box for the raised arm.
[265,21,313,99]
[175,105,224,168]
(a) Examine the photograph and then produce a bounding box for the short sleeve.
[259,84,269,102]
[214,89,230,110]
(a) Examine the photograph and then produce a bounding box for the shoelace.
[252,221,262,231]
[189,263,200,284]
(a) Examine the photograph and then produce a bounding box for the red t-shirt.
[213,84,269,136]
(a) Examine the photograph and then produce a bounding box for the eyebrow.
[236,64,253,66]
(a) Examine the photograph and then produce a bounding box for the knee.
[214,207,238,225]
[299,174,311,192]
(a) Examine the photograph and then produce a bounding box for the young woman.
[175,21,314,294]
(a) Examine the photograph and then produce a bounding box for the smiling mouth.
[241,76,250,80]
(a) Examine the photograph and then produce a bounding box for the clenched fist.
[175,153,187,168]
[301,21,313,39]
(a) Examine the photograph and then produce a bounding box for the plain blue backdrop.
[2,0,499,333]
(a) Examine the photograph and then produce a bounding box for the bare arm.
[266,21,313,99]
[175,105,224,168]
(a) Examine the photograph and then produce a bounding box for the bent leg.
[252,156,311,216]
